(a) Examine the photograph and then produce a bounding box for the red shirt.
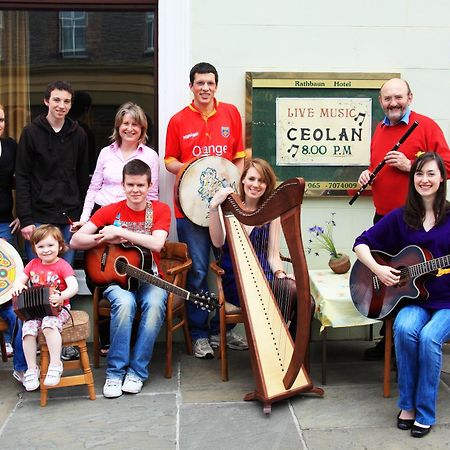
[165,100,246,217]
[165,100,246,165]
[90,199,171,273]
[370,111,450,215]
[24,258,75,306]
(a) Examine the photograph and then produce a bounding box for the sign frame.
[245,71,400,197]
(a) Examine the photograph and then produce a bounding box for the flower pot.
[328,254,351,274]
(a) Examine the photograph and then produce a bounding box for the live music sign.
[276,97,371,166]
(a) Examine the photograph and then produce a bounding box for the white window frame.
[145,12,154,54]
[59,11,88,58]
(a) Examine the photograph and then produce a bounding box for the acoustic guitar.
[350,245,450,319]
[85,242,219,312]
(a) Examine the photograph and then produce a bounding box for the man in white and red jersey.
[357,78,450,360]
[165,62,246,359]
[71,160,171,398]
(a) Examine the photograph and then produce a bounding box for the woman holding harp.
[208,158,298,344]
[208,157,320,412]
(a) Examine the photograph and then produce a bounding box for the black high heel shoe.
[397,411,414,430]
[411,424,431,438]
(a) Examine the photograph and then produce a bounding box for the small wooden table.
[309,269,380,384]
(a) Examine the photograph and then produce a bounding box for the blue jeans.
[394,305,450,425]
[24,223,74,265]
[104,283,167,381]
[176,218,216,341]
[0,222,16,247]
[0,303,27,372]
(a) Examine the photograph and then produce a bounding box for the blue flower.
[306,213,340,259]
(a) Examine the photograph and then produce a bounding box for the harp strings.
[249,221,296,370]
[251,221,295,327]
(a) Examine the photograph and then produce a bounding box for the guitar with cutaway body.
[350,245,450,319]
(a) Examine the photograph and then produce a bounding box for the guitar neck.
[409,254,450,277]
[122,263,191,299]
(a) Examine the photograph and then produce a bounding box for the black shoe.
[364,339,386,361]
[397,411,414,430]
[61,346,80,361]
[411,424,431,438]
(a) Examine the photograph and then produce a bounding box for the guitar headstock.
[190,290,220,312]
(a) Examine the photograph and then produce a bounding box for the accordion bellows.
[13,286,61,321]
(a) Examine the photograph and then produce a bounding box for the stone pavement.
[0,340,449,450]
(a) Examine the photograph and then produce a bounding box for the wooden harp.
[221,177,323,414]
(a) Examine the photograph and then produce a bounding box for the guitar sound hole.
[115,257,127,275]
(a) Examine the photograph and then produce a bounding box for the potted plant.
[307,213,351,274]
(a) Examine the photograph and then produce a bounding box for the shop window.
[1,10,156,151]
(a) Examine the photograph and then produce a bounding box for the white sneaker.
[225,329,248,350]
[24,367,40,391]
[103,378,123,398]
[209,330,248,350]
[13,370,25,387]
[122,373,143,394]
[209,334,220,349]
[193,338,214,359]
[44,362,63,387]
[5,342,13,357]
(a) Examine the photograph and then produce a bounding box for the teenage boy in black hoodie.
[16,80,89,265]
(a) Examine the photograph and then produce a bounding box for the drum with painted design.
[175,156,240,227]
[0,240,24,305]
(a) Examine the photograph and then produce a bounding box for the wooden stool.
[38,310,96,406]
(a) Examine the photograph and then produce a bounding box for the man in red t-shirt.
[357,78,450,359]
[71,160,171,398]
[165,62,246,359]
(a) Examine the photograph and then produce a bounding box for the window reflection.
[145,12,154,54]
[0,9,156,168]
[59,11,88,58]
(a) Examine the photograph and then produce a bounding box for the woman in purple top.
[354,152,450,438]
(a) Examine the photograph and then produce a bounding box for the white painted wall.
[159,0,450,270]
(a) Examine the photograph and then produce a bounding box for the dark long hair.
[403,152,450,229]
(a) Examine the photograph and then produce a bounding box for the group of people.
[0,64,449,438]
[0,64,250,400]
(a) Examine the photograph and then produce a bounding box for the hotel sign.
[246,71,399,196]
